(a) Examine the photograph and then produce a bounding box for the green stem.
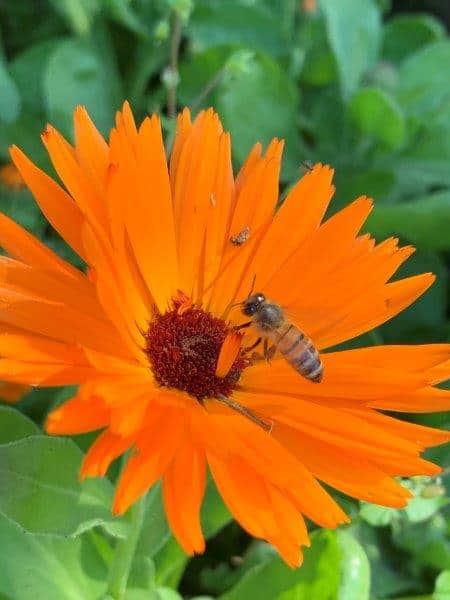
[106,495,146,600]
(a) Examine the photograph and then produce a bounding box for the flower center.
[145,301,249,400]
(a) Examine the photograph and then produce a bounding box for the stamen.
[145,299,250,400]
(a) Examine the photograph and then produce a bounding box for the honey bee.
[240,292,323,383]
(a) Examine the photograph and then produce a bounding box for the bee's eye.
[243,302,257,316]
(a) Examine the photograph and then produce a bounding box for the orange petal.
[74,105,109,198]
[0,360,94,386]
[276,423,412,508]
[10,145,88,261]
[169,107,192,187]
[0,332,88,364]
[251,163,335,290]
[0,382,30,403]
[118,114,178,311]
[81,429,132,479]
[371,386,450,412]
[163,440,207,554]
[215,331,242,378]
[46,392,110,434]
[112,406,186,515]
[41,125,108,235]
[0,211,82,278]
[173,110,224,294]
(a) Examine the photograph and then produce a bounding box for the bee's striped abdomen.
[276,324,323,383]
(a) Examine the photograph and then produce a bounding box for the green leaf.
[337,530,371,600]
[0,435,122,536]
[178,46,232,109]
[332,168,395,211]
[216,51,301,180]
[319,0,381,99]
[47,0,101,36]
[103,0,149,37]
[398,40,450,120]
[351,522,417,598]
[434,571,450,600]
[404,495,448,523]
[0,112,50,168]
[201,474,232,539]
[134,483,172,563]
[135,478,232,588]
[367,192,450,251]
[154,588,183,600]
[360,503,398,527]
[153,538,187,588]
[0,186,46,236]
[350,86,406,150]
[382,14,446,64]
[0,513,108,599]
[189,1,287,57]
[379,249,447,344]
[0,59,21,124]
[9,38,62,115]
[393,513,450,571]
[302,86,351,161]
[0,406,39,444]
[300,19,338,87]
[44,38,121,138]
[220,531,341,600]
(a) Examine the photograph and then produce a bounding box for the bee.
[239,292,323,383]
[230,226,250,246]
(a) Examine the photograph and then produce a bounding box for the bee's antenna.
[217,394,273,433]
[228,274,257,311]
[229,301,242,309]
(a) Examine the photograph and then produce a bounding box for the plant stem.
[167,13,183,119]
[190,66,227,112]
[106,495,146,600]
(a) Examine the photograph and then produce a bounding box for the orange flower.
[0,382,30,403]
[0,162,25,190]
[3,103,450,566]
[301,0,317,13]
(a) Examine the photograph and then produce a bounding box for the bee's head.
[242,293,266,316]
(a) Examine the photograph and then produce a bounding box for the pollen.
[145,302,249,400]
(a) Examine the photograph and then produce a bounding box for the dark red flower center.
[145,302,249,401]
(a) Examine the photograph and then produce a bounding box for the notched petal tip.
[74,104,88,117]
[216,330,243,378]
[41,124,55,139]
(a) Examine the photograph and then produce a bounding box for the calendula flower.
[0,162,25,190]
[3,103,450,566]
[0,382,30,403]
[301,0,317,13]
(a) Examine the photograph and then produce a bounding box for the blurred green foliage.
[0,0,450,598]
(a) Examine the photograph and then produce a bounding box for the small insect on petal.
[230,226,250,246]
[216,330,243,378]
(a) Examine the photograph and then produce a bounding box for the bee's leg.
[233,321,252,331]
[263,339,277,363]
[243,337,262,353]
